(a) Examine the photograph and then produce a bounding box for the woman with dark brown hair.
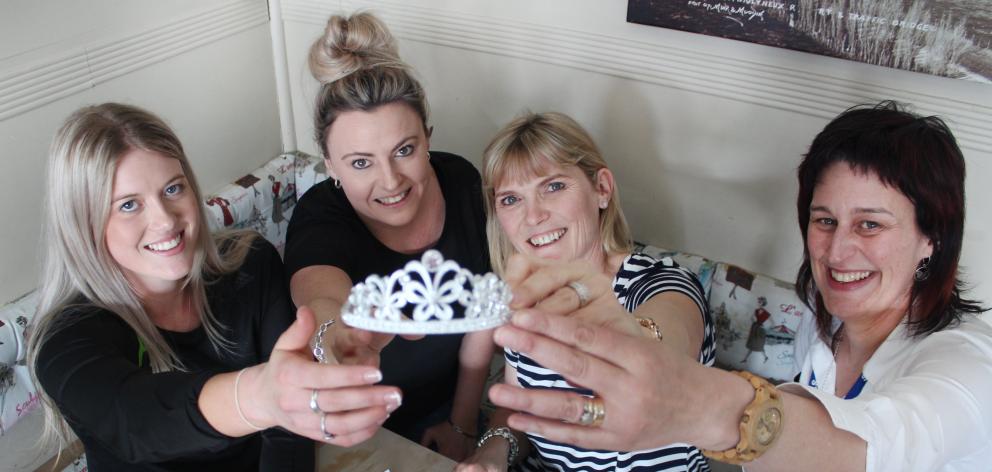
[480,101,991,472]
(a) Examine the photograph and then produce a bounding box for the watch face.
[756,407,782,446]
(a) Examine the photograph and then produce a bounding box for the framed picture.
[628,0,992,82]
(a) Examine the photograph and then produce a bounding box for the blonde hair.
[26,103,255,449]
[482,111,633,275]
[309,11,430,157]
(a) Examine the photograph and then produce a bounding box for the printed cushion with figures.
[292,151,328,198]
[0,292,41,436]
[204,154,298,253]
[708,263,807,382]
[634,243,717,297]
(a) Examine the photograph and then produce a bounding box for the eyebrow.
[809,205,894,216]
[339,135,419,160]
[111,174,186,202]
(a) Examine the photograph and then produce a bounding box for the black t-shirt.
[284,151,490,439]
[35,237,313,472]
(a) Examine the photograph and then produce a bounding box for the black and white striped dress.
[505,253,716,472]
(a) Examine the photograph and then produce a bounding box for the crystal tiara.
[341,250,511,334]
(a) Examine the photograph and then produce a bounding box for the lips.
[529,228,566,247]
[376,189,410,206]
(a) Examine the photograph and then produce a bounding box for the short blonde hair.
[482,111,632,275]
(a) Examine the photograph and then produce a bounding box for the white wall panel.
[0,0,281,303]
[279,0,991,303]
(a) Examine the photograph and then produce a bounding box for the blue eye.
[499,195,519,206]
[351,159,371,170]
[812,217,835,227]
[120,200,138,212]
[396,144,414,158]
[547,181,565,192]
[165,183,183,196]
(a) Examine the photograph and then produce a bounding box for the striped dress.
[505,253,716,472]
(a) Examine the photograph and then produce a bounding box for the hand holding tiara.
[342,250,512,335]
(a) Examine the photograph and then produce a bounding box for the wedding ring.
[566,281,591,308]
[577,395,606,427]
[310,389,322,414]
[320,413,335,441]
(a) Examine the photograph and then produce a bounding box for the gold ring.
[566,281,591,308]
[577,395,606,427]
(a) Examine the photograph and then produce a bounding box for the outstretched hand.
[490,309,706,452]
[242,307,403,447]
[504,254,641,337]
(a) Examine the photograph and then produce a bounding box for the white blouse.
[781,313,992,472]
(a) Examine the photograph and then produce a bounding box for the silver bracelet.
[477,426,518,465]
[311,319,335,364]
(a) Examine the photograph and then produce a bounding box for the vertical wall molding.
[0,0,269,122]
[282,0,991,153]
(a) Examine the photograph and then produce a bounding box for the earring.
[914,257,931,282]
[599,200,608,209]
[333,178,341,189]
[427,151,432,161]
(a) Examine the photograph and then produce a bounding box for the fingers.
[273,306,318,352]
[308,386,402,414]
[509,260,611,311]
[489,384,590,425]
[505,411,611,452]
[306,411,387,447]
[279,361,384,390]
[493,314,627,394]
[420,427,438,447]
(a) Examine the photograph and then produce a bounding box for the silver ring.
[309,389,322,414]
[566,281,591,308]
[320,413,335,441]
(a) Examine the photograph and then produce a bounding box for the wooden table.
[318,428,456,471]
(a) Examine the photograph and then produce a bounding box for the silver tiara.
[341,250,511,334]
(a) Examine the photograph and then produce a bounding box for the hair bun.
[308,12,404,84]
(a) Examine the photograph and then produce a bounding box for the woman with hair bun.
[28,103,401,471]
[285,12,493,460]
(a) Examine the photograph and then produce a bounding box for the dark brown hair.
[795,101,986,342]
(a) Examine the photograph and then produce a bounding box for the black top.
[36,237,313,472]
[284,151,490,439]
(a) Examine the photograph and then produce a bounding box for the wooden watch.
[702,371,784,464]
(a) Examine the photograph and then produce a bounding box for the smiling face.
[494,160,614,265]
[324,101,436,234]
[105,148,199,295]
[807,163,933,324]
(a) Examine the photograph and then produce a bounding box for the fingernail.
[365,370,383,383]
[493,328,508,346]
[385,391,402,410]
[513,311,535,328]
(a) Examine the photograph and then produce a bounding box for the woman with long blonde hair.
[28,103,400,471]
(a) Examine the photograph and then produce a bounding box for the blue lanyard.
[809,370,868,399]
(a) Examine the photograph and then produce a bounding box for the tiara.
[341,250,512,334]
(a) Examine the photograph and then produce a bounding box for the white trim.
[281,0,992,153]
[269,0,298,152]
[0,1,268,122]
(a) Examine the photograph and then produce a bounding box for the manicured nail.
[365,370,383,383]
[385,392,402,410]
